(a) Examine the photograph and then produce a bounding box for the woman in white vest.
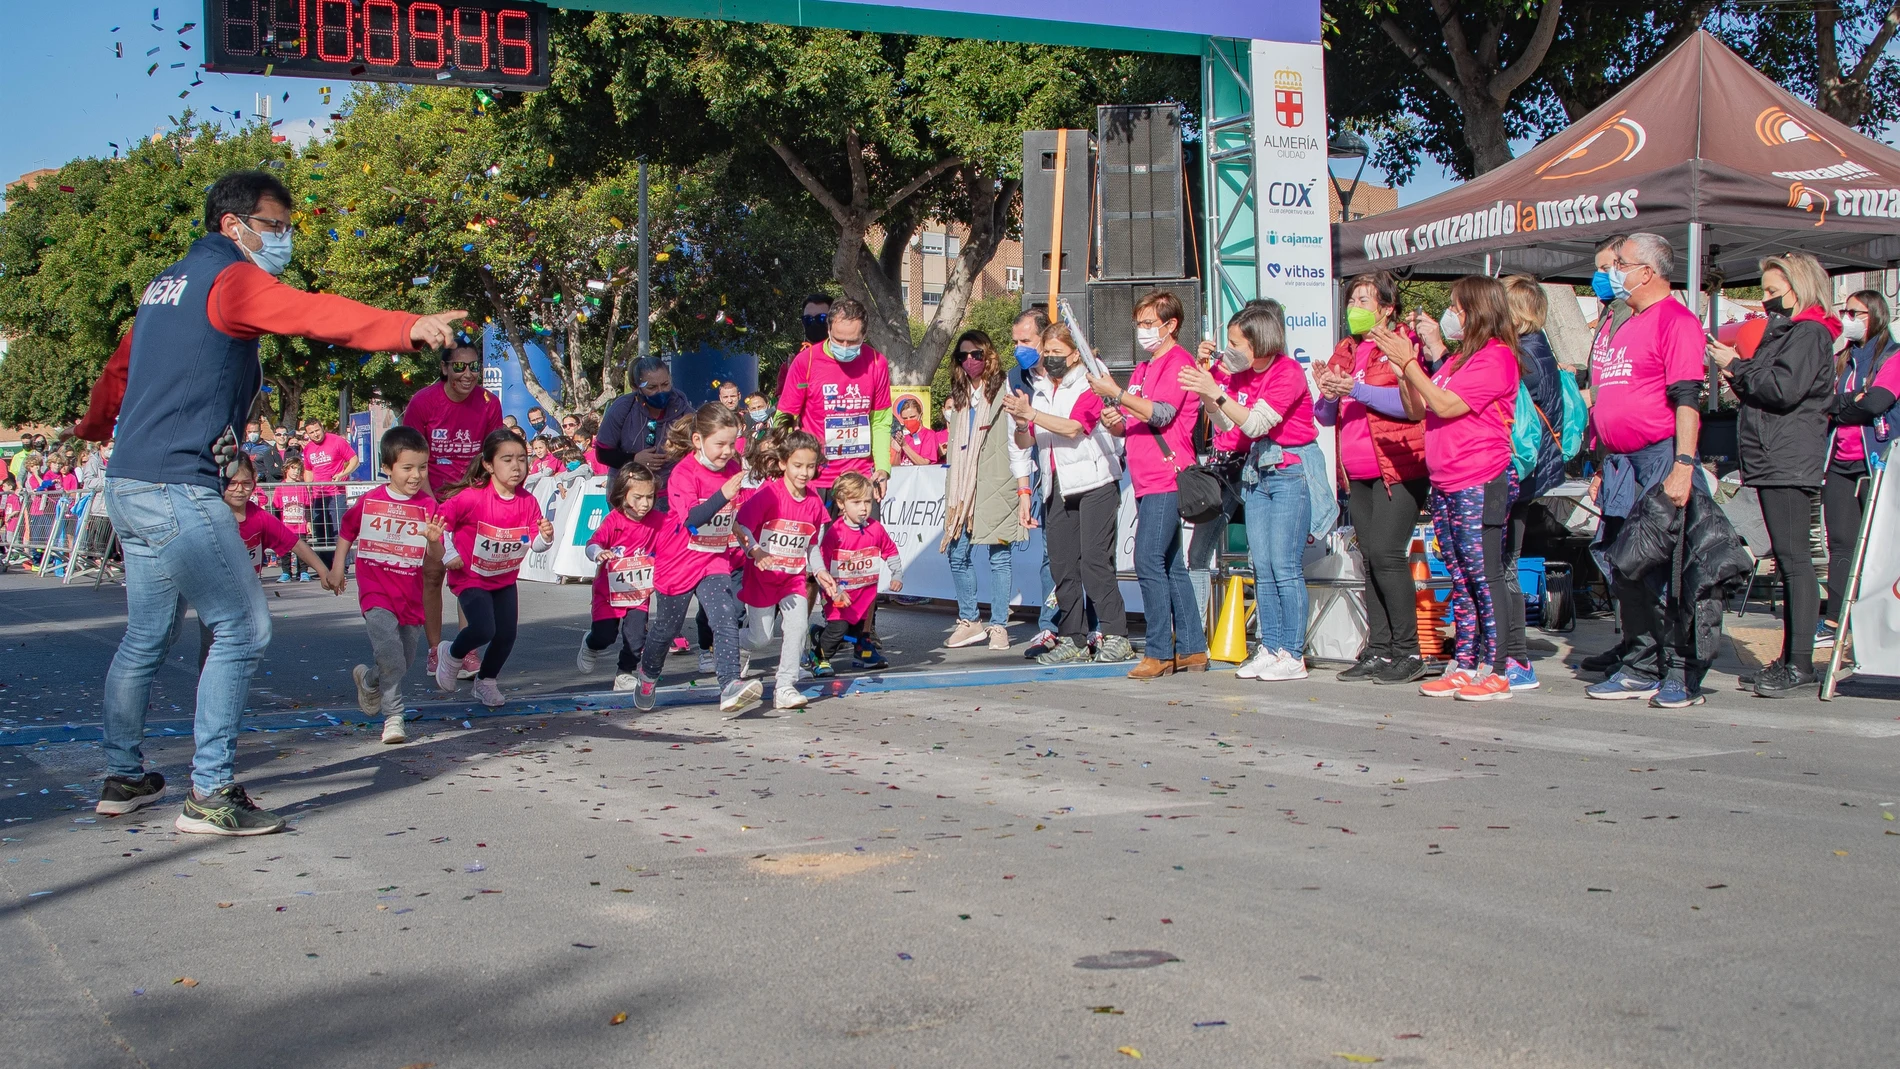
[1004,324,1134,665]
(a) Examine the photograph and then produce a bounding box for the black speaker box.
[1096,105,1187,281]
[1021,130,1093,299]
[1085,279,1202,371]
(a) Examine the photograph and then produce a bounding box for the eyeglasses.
[443,361,479,373]
[1611,258,1649,273]
[1842,309,1870,319]
[239,214,292,235]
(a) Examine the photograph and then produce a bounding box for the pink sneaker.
[433,641,459,693]
[457,651,481,680]
[1419,666,1475,698]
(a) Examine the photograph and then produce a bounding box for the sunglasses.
[443,361,479,373]
[1842,309,1870,319]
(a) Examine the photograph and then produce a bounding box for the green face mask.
[1345,306,1378,336]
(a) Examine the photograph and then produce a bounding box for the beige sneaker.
[987,625,1010,650]
[381,716,408,745]
[945,619,988,648]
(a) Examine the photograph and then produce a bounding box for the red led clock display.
[205,0,550,90]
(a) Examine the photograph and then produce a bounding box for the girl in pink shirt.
[326,427,448,743]
[578,464,665,692]
[430,430,554,707]
[736,428,830,709]
[1380,276,1523,703]
[628,403,760,716]
[198,456,330,674]
[816,473,903,671]
[271,459,317,581]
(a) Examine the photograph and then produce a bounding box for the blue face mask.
[828,341,862,362]
[241,223,293,276]
[641,389,672,408]
[1591,270,1616,302]
[1013,345,1040,371]
[1607,266,1633,301]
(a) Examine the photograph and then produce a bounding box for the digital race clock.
[204,0,551,91]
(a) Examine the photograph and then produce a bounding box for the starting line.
[0,660,1190,747]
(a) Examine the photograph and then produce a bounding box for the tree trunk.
[1462,99,1517,175]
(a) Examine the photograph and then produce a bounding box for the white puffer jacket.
[1031,367,1124,500]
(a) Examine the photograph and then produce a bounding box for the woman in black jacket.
[1708,252,1840,696]
[1821,291,1900,644]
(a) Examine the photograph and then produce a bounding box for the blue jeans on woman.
[947,531,1015,626]
[1242,467,1311,656]
[1133,491,1206,660]
[102,478,272,796]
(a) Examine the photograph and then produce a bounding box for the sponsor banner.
[1359,189,1645,263]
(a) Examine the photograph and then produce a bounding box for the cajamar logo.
[1535,111,1646,180]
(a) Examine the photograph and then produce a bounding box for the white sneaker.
[433,641,459,693]
[1234,646,1283,680]
[719,678,763,715]
[576,635,600,674]
[697,649,716,674]
[774,686,808,710]
[351,664,381,715]
[1257,651,1309,681]
[945,620,987,648]
[472,678,505,708]
[613,672,640,693]
[381,716,408,745]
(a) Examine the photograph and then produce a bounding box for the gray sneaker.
[174,784,285,836]
[1036,637,1092,665]
[1093,634,1136,663]
[719,677,764,715]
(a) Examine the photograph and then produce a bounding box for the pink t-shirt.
[775,342,895,490]
[271,484,313,533]
[892,427,945,466]
[653,452,741,596]
[402,383,504,495]
[582,446,609,475]
[1217,357,1316,460]
[587,509,663,620]
[436,484,544,595]
[340,486,439,624]
[820,519,899,624]
[1589,297,1704,454]
[1122,344,1201,497]
[736,477,829,608]
[300,432,358,492]
[236,504,299,575]
[1424,341,1520,493]
[532,453,564,477]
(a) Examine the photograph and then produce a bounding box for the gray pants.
[362,607,423,717]
[744,592,811,692]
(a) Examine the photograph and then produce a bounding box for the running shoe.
[1372,655,1431,685]
[472,678,505,708]
[1024,629,1059,659]
[1813,621,1838,648]
[613,672,640,693]
[381,716,409,744]
[945,620,987,648]
[698,649,716,674]
[1585,671,1660,700]
[1256,652,1309,681]
[1754,662,1818,698]
[811,657,835,679]
[1092,635,1136,663]
[457,651,481,680]
[1235,646,1283,680]
[1419,666,1477,698]
[427,645,439,676]
[986,625,1011,651]
[433,641,459,693]
[352,664,381,715]
[853,644,889,671]
[774,686,809,710]
[719,678,764,715]
[1578,639,1635,675]
[1035,637,1091,665]
[1649,679,1706,708]
[632,670,659,711]
[95,772,166,816]
[1454,672,1513,701]
[576,635,601,673]
[1336,651,1388,682]
[276,573,291,584]
[174,784,285,836]
[1505,658,1540,691]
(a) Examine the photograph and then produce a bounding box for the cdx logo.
[1266,181,1316,208]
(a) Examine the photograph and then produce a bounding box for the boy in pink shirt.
[815,472,902,673]
[327,427,452,743]
[578,464,665,692]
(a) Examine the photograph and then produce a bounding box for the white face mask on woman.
[1842,316,1868,344]
[1440,307,1466,343]
[1135,326,1164,352]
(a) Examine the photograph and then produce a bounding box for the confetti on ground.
[1331,1055,1383,1064]
[609,1012,628,1026]
[172,977,198,987]
[1116,1047,1141,1059]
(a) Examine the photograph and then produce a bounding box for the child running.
[326,427,451,744]
[431,429,554,707]
[271,458,316,582]
[735,428,829,710]
[578,463,664,692]
[629,402,759,715]
[814,472,903,675]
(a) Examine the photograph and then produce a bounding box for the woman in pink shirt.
[1376,276,1522,702]
[1087,290,1206,679]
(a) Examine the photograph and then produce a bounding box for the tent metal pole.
[1687,223,1712,412]
[1822,456,1888,699]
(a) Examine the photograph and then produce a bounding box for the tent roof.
[1335,31,1900,284]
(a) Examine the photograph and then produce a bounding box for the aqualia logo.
[1286,312,1329,330]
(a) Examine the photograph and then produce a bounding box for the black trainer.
[174,783,286,836]
[1372,655,1430,685]
[95,772,166,816]
[1578,640,1634,675]
[1337,652,1390,682]
[1755,662,1817,698]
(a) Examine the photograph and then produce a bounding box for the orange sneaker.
[1419,667,1475,698]
[1454,671,1513,702]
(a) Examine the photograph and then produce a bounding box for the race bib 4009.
[831,547,881,590]
[358,498,431,572]
[471,521,531,577]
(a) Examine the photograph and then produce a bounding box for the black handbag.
[1156,433,1225,524]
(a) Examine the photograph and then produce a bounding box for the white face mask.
[1842,317,1868,343]
[1440,308,1466,343]
[1135,326,1164,352]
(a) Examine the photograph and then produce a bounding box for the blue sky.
[2,3,1458,210]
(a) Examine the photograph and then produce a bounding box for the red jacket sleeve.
[74,331,132,442]
[208,261,421,352]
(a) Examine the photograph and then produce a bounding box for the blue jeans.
[1031,479,1060,632]
[103,479,271,796]
[1133,492,1205,660]
[947,532,1015,626]
[1243,468,1311,656]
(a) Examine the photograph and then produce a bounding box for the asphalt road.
[2,571,1896,1069]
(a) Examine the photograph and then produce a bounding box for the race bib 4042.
[358,498,431,571]
[471,521,531,577]
[758,518,817,574]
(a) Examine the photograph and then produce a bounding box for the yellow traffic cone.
[1209,573,1254,664]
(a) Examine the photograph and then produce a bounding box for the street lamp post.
[1327,131,1370,223]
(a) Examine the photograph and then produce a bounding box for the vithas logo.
[1273,70,1304,128]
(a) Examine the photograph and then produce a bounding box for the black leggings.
[451,584,519,680]
[1346,477,1426,658]
[1499,495,1534,662]
[586,610,646,674]
[1758,485,1820,670]
[1822,463,1869,623]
